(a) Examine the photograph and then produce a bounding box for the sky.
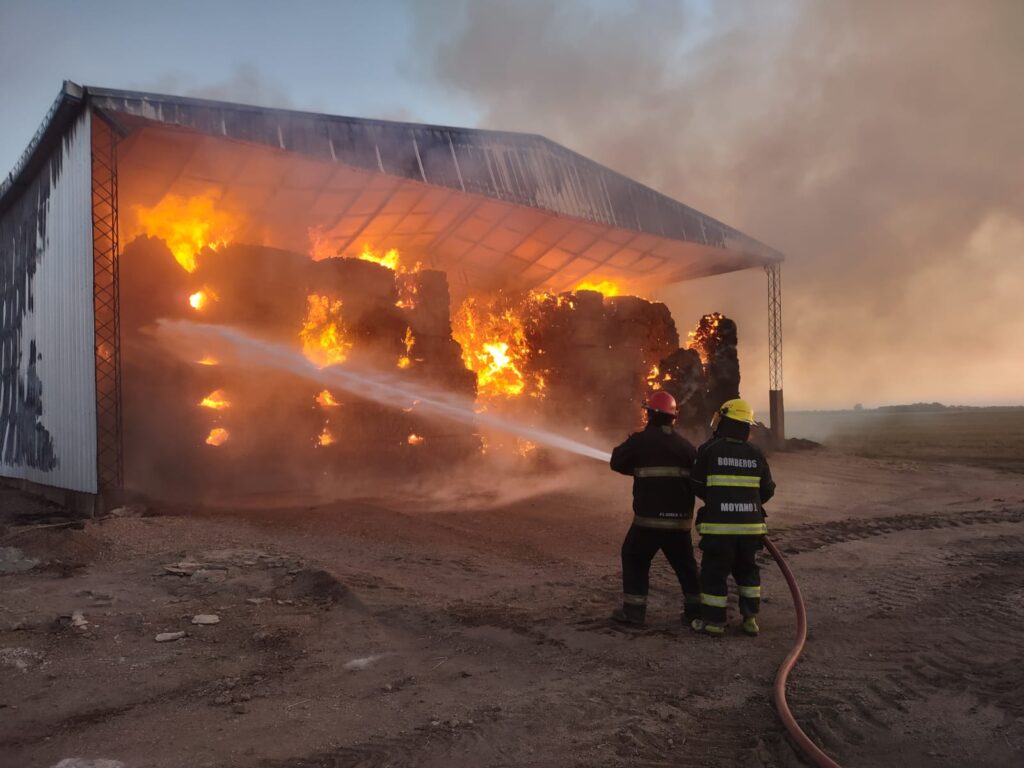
[2,0,1022,410]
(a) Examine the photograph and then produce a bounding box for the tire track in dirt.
[772,507,1024,555]
[771,531,1024,767]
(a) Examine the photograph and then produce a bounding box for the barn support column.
[766,262,785,443]
[91,111,123,506]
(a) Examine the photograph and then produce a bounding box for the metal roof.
[3,82,782,293]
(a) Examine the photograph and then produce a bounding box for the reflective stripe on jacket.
[610,423,697,524]
[691,435,775,535]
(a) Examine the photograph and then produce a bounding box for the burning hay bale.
[119,238,480,496]
[118,222,747,496]
[688,313,741,415]
[452,288,679,436]
[651,347,708,432]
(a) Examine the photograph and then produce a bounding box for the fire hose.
[763,536,844,768]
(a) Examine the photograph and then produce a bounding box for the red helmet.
[646,390,678,416]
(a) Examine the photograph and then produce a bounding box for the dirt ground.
[1,447,1023,768]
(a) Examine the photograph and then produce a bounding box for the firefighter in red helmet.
[609,390,701,626]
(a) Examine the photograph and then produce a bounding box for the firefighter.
[689,398,776,637]
[609,390,701,626]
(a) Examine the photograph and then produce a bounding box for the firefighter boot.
[610,603,646,625]
[741,616,760,636]
[690,618,725,636]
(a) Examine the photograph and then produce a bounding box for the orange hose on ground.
[763,536,844,768]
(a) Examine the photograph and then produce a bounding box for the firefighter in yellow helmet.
[689,398,776,636]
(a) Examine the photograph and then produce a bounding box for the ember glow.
[300,294,353,368]
[398,327,416,369]
[199,389,230,410]
[687,312,724,365]
[318,426,336,446]
[646,364,662,390]
[133,192,238,272]
[396,277,418,309]
[189,288,217,310]
[315,389,340,407]
[574,279,621,296]
[205,427,229,446]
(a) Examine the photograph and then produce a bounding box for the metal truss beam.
[766,262,785,442]
[91,112,123,501]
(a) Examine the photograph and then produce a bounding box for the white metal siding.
[0,111,97,493]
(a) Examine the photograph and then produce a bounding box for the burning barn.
[0,82,784,509]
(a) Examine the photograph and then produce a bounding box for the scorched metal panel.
[0,111,97,493]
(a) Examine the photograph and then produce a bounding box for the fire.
[647,364,662,390]
[133,192,238,272]
[687,312,724,365]
[451,297,531,399]
[574,279,621,296]
[407,433,425,446]
[196,356,218,366]
[308,226,337,261]
[199,389,230,410]
[396,277,418,309]
[300,294,353,367]
[318,426,336,446]
[315,389,340,408]
[398,327,416,369]
[205,428,229,446]
[358,244,401,271]
[189,288,217,310]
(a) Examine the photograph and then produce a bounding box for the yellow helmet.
[713,398,755,427]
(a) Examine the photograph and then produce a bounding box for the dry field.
[787,408,1024,472]
[1,418,1023,767]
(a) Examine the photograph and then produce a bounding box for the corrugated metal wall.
[0,111,97,493]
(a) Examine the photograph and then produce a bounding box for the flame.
[133,192,238,272]
[196,356,218,366]
[205,428,229,446]
[189,288,217,310]
[199,389,230,410]
[315,389,340,408]
[397,327,416,369]
[358,244,401,271]
[300,294,353,367]
[318,426,336,446]
[647,364,661,391]
[407,433,425,446]
[574,280,621,296]
[451,297,531,399]
[687,312,725,365]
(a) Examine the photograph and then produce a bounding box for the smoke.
[406,0,1024,408]
[139,63,300,110]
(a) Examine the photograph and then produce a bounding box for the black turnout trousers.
[698,534,763,625]
[621,524,700,608]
